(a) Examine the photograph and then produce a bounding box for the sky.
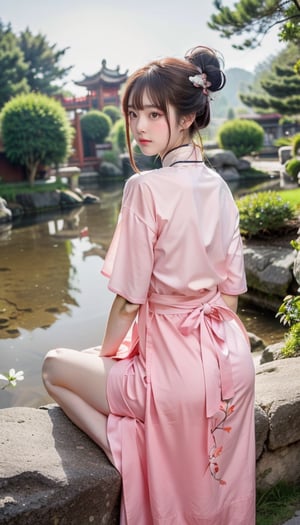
[0,0,286,96]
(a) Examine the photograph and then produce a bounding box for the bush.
[80,110,112,144]
[292,132,300,156]
[103,105,121,124]
[285,158,300,181]
[281,322,300,358]
[110,118,126,153]
[236,191,294,237]
[217,119,264,158]
[0,93,73,185]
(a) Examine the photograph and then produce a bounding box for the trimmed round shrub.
[0,93,73,185]
[103,105,121,124]
[80,110,112,144]
[285,158,300,182]
[217,119,264,158]
[236,191,294,237]
[292,133,300,156]
[110,118,126,153]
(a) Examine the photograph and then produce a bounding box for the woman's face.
[127,91,186,158]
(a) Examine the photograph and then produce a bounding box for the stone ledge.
[1,358,300,522]
[0,405,121,525]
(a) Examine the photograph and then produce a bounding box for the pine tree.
[0,21,29,109]
[240,44,300,115]
[18,29,73,95]
[208,0,300,50]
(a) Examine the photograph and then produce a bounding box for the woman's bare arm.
[99,294,140,357]
[221,293,238,313]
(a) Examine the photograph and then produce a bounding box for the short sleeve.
[101,175,156,304]
[218,214,247,296]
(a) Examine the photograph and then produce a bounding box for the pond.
[0,179,286,409]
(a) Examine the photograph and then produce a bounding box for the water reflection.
[0,180,285,409]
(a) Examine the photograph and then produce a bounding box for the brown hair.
[122,46,226,171]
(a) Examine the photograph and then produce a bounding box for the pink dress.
[102,144,255,525]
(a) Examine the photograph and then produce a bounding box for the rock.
[0,405,121,524]
[255,357,300,489]
[83,193,101,204]
[260,342,285,364]
[218,166,240,181]
[237,158,251,171]
[256,442,300,490]
[248,332,266,353]
[256,358,300,448]
[0,198,12,224]
[255,404,269,460]
[16,191,61,210]
[293,236,300,287]
[243,243,295,298]
[59,189,84,207]
[205,149,239,169]
[278,146,293,165]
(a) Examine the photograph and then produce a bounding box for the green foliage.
[256,481,300,525]
[110,118,126,153]
[0,20,72,109]
[0,21,29,108]
[208,0,300,50]
[240,44,300,115]
[0,180,67,202]
[0,93,73,185]
[279,188,300,210]
[292,132,300,156]
[281,322,300,357]
[102,105,121,124]
[236,191,294,237]
[285,158,300,181]
[18,28,72,95]
[274,136,293,147]
[80,110,112,144]
[277,239,300,359]
[217,119,264,158]
[277,295,300,326]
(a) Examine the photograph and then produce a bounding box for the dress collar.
[162,143,203,168]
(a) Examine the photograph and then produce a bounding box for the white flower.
[0,369,24,389]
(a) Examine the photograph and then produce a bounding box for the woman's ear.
[180,113,196,130]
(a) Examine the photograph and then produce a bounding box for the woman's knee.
[42,348,67,387]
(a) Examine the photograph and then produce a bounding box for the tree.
[0,21,29,109]
[240,44,300,115]
[18,28,72,95]
[208,0,300,50]
[0,93,73,185]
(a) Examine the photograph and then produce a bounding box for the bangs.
[126,70,168,114]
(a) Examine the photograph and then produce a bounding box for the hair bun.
[185,46,226,93]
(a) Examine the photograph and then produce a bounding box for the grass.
[279,188,300,211]
[0,179,67,201]
[256,482,300,525]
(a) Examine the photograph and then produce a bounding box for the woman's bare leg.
[42,348,116,463]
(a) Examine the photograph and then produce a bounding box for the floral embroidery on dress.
[208,400,235,485]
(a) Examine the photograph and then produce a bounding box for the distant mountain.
[212,68,254,118]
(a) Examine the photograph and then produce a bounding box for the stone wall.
[1,357,299,523]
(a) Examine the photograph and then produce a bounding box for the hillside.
[212,68,254,119]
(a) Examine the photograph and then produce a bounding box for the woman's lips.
[139,139,151,145]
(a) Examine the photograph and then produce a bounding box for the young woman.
[43,46,255,524]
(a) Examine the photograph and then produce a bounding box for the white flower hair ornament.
[188,72,212,96]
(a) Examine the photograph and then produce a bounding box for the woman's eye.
[128,110,137,119]
[150,112,161,120]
